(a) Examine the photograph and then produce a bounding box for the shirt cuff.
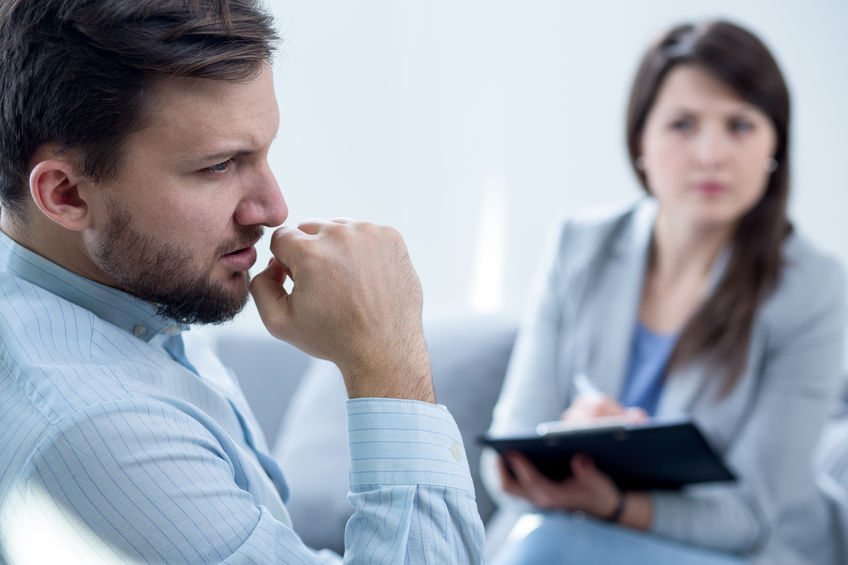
[346,398,474,494]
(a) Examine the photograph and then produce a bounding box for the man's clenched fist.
[250,219,435,403]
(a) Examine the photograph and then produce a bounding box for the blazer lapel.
[657,245,732,416]
[587,200,657,397]
[657,360,711,417]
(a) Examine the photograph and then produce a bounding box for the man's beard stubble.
[92,202,262,325]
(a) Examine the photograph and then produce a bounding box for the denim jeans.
[491,512,747,565]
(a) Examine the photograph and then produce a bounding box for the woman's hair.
[625,20,792,393]
[0,0,278,221]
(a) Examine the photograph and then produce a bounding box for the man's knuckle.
[324,222,345,236]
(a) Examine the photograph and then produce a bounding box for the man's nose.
[234,164,288,227]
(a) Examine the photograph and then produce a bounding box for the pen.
[533,374,618,435]
[573,372,602,399]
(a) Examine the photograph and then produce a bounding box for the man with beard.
[0,1,484,563]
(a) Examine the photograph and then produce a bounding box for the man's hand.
[249,219,434,403]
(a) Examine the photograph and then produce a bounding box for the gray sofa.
[213,311,517,554]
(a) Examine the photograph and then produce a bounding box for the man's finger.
[268,225,311,268]
[249,258,291,339]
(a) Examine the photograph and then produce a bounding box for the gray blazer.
[484,198,846,564]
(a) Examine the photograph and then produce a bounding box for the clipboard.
[479,419,735,490]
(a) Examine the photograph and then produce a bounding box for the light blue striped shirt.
[0,231,484,564]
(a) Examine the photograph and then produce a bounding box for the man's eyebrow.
[192,134,278,165]
[194,149,253,164]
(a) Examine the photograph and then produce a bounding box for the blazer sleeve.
[650,251,847,555]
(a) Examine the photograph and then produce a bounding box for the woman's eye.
[670,118,693,132]
[729,119,753,133]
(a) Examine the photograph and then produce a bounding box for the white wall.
[209,0,848,337]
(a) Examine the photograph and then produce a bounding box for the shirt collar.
[0,230,187,341]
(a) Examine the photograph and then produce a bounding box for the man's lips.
[221,244,259,271]
[219,230,263,272]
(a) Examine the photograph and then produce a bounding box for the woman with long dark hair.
[484,20,845,564]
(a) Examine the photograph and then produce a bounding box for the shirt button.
[450,443,463,461]
[133,324,148,338]
[164,325,180,335]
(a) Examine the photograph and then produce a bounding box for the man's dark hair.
[0,0,278,220]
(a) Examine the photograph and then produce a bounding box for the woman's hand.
[497,452,620,518]
[560,394,648,425]
[497,452,653,529]
[496,393,654,528]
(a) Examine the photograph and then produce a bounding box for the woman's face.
[639,64,777,230]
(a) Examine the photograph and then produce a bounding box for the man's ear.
[28,158,94,232]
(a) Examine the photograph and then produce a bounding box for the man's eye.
[207,159,234,174]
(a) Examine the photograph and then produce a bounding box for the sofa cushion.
[213,333,313,445]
